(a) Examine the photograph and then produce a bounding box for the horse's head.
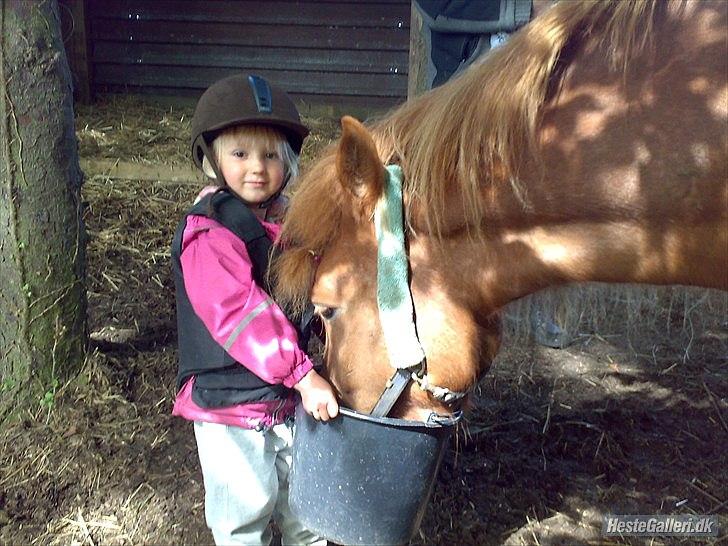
[276,116,501,420]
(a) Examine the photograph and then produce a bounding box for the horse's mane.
[274,0,664,311]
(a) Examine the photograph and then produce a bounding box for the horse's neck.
[465,160,727,309]
[415,206,718,318]
[467,141,727,306]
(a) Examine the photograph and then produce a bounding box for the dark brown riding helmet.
[190,74,309,171]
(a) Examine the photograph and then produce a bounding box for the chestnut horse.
[274,0,727,420]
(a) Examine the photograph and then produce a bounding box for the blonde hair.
[201,124,299,187]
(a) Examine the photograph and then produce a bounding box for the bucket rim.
[326,406,463,429]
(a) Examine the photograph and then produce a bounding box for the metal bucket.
[289,404,460,546]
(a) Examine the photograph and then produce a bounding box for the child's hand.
[294,369,339,421]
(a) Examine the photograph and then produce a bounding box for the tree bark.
[0,0,86,419]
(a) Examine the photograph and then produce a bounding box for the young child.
[171,73,338,546]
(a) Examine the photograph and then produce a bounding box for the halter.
[368,164,467,418]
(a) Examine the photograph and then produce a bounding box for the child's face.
[217,132,286,205]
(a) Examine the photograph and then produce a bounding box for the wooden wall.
[61,0,411,109]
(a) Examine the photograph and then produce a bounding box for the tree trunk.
[0,0,86,419]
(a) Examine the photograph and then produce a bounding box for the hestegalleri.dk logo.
[602,515,719,537]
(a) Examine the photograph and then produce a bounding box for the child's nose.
[248,154,265,170]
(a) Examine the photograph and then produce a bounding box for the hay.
[83,173,195,339]
[76,95,193,166]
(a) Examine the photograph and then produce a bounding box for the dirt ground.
[0,96,726,546]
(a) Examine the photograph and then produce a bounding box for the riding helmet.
[190,73,309,170]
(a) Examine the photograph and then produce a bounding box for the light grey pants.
[194,421,326,546]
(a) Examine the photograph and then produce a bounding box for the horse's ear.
[336,115,385,215]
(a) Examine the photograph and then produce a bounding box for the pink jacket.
[172,214,313,429]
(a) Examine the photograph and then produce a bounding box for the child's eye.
[232,150,247,158]
[265,151,279,160]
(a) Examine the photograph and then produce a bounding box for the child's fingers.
[318,399,331,422]
[326,398,339,419]
[312,396,337,422]
[301,386,339,421]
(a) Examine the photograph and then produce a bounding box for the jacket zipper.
[271,397,287,424]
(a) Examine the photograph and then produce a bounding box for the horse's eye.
[315,306,337,321]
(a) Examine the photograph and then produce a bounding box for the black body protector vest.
[171,191,312,408]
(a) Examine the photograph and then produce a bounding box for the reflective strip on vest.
[223,297,274,351]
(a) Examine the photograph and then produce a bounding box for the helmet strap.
[199,139,227,187]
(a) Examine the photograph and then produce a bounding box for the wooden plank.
[81,159,205,183]
[89,0,410,28]
[59,0,93,103]
[407,1,429,99]
[90,19,409,50]
[92,42,408,75]
[94,86,405,111]
[93,64,408,97]
[84,0,411,110]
